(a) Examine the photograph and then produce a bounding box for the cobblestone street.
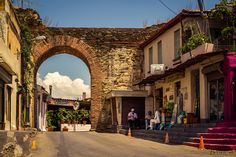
[28,132,236,157]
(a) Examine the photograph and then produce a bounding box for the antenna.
[197,0,205,12]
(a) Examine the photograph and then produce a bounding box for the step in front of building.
[119,123,214,144]
[185,121,236,151]
[185,142,236,151]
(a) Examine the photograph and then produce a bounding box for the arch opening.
[31,36,103,130]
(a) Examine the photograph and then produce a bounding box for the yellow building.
[0,0,22,130]
[138,9,226,123]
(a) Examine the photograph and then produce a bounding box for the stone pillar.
[199,67,208,122]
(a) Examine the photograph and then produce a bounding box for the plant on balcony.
[209,1,236,46]
[221,26,236,39]
[180,33,209,54]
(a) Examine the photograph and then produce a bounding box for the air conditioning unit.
[150,64,165,75]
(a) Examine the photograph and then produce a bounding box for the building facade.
[35,85,49,131]
[0,0,21,130]
[138,9,234,123]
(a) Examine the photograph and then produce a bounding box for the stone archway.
[32,35,103,130]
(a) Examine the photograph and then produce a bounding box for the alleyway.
[28,132,235,157]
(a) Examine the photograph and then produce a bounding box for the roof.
[136,50,226,85]
[140,9,204,48]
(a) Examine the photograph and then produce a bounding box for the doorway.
[209,78,224,121]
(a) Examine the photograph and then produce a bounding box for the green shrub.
[180,33,209,54]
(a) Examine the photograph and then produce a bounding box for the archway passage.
[33,35,103,130]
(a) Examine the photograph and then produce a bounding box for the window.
[149,47,153,71]
[174,29,181,59]
[157,41,162,64]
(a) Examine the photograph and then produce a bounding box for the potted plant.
[62,126,68,131]
[165,102,174,117]
[79,108,90,125]
[46,110,56,131]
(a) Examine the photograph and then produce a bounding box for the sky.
[30,0,220,99]
[22,0,221,28]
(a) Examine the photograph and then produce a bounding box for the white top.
[153,110,160,123]
[128,112,138,121]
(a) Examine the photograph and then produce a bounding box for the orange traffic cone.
[164,132,169,144]
[127,128,132,138]
[199,136,205,150]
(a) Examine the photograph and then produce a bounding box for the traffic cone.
[199,136,205,150]
[127,128,132,138]
[164,132,169,143]
[31,140,37,150]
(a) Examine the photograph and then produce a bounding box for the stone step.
[167,127,208,133]
[174,123,216,128]
[184,142,236,151]
[216,121,236,127]
[198,133,236,139]
[208,127,236,133]
[191,137,236,145]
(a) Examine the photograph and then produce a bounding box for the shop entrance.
[209,78,224,121]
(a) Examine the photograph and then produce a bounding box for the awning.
[105,90,148,99]
[135,50,226,85]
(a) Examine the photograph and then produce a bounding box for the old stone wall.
[15,8,163,130]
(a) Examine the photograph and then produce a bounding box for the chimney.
[49,85,52,96]
[82,92,86,100]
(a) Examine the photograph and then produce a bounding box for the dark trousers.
[128,120,135,128]
[128,119,140,129]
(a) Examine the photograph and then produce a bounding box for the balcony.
[181,43,214,63]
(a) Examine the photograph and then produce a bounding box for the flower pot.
[62,127,68,131]
[47,127,54,132]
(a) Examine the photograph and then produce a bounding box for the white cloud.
[37,72,91,99]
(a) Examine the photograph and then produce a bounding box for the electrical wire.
[158,0,177,15]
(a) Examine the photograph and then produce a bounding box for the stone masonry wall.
[15,8,164,129]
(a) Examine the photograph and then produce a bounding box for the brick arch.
[32,35,102,130]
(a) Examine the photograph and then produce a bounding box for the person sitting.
[145,111,152,130]
[149,109,160,130]
[127,108,138,129]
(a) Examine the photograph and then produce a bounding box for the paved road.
[28,132,236,157]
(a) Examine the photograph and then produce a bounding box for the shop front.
[202,62,224,122]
